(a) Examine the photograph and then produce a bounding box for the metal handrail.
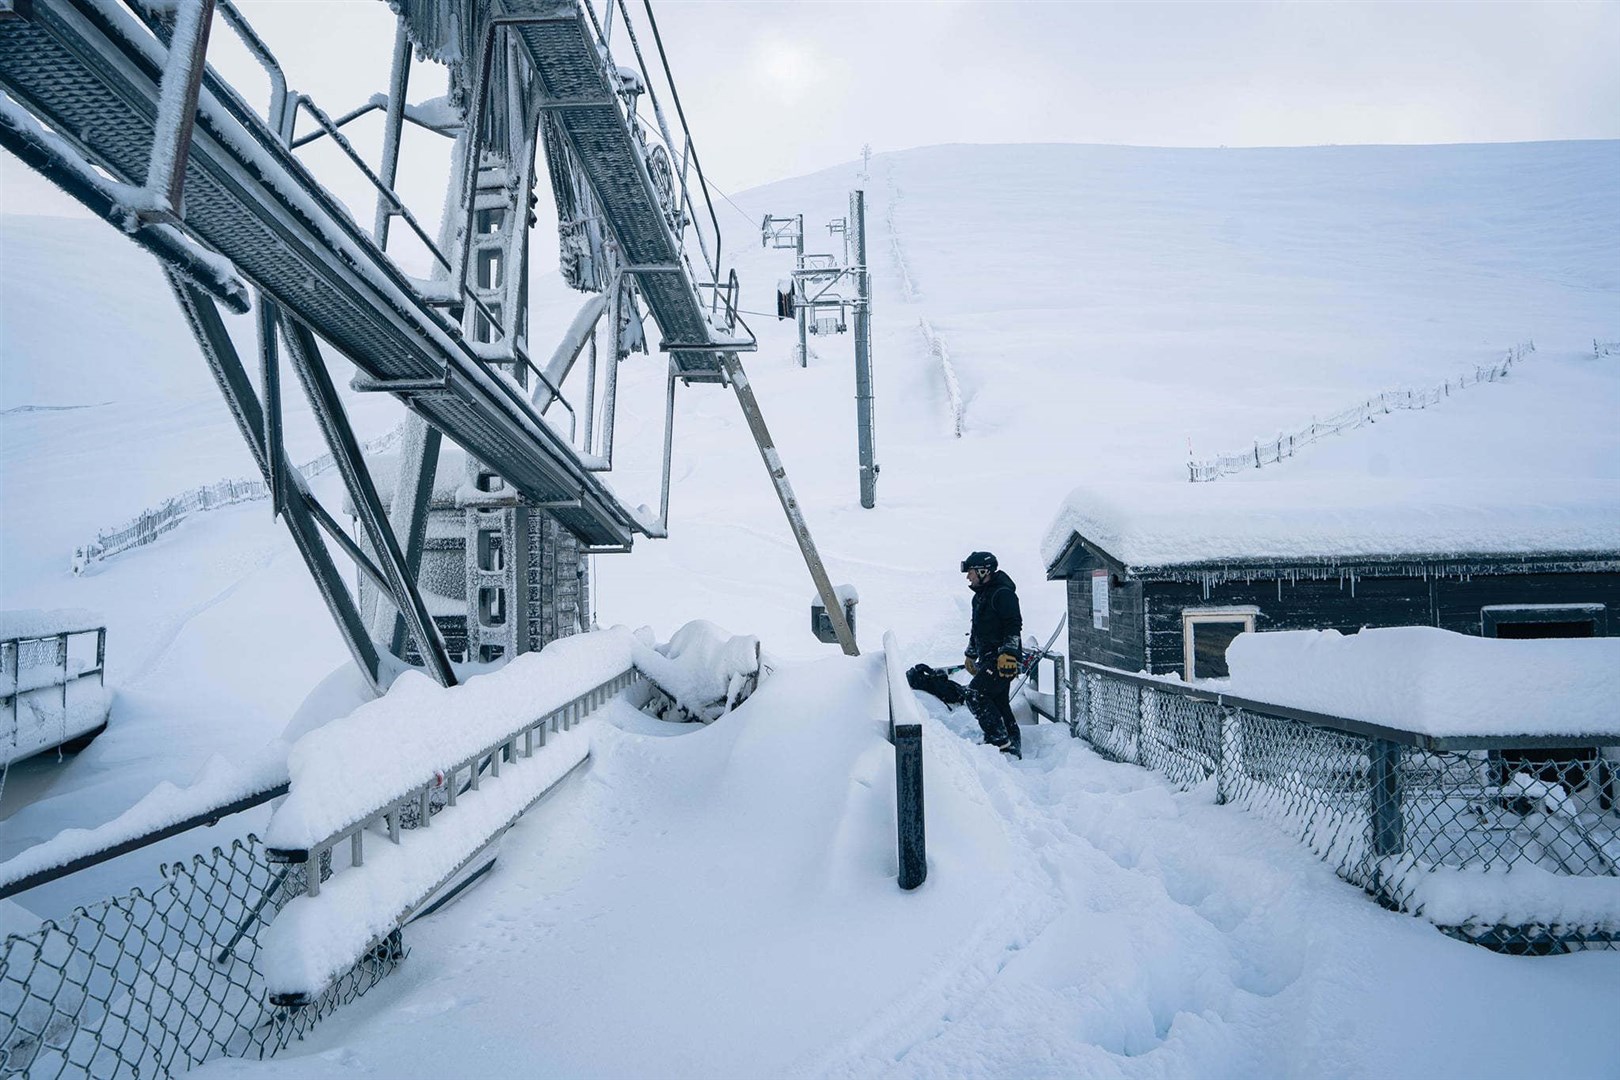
[3,625,106,710]
[290,95,454,277]
[288,99,383,149]
[580,0,725,289]
[265,667,645,874]
[882,632,927,890]
[0,781,287,900]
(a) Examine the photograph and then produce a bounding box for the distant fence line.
[883,167,920,303]
[72,425,405,573]
[1187,342,1535,483]
[916,317,966,439]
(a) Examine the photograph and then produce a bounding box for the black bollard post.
[894,723,927,890]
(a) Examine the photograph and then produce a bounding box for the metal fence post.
[1138,685,1156,768]
[1370,738,1405,905]
[894,723,926,890]
[1216,706,1239,805]
[1053,655,1066,728]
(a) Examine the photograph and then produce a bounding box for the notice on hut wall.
[1092,570,1109,630]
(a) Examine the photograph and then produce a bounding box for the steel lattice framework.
[0,0,858,689]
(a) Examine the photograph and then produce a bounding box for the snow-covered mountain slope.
[591,140,1619,662]
[3,139,1619,1074]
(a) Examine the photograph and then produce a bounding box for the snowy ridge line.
[72,422,405,572]
[916,317,966,439]
[1187,341,1535,482]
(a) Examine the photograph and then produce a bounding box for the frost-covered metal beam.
[0,93,251,313]
[716,351,858,655]
[167,272,387,691]
[142,0,214,220]
[280,316,458,688]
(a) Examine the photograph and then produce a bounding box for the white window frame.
[1181,607,1259,681]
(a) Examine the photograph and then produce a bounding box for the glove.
[963,654,978,676]
[996,650,1019,678]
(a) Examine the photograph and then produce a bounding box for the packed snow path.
[195,656,1620,1080]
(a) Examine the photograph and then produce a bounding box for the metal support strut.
[717,352,858,655]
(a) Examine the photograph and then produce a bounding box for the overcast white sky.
[3,0,1617,214]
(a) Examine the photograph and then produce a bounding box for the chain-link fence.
[1071,662,1620,953]
[1,836,400,1079]
[1187,342,1535,482]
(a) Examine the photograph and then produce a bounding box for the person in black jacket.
[961,551,1022,757]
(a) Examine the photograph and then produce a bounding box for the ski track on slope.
[126,540,281,683]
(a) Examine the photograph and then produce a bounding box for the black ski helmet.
[960,551,998,573]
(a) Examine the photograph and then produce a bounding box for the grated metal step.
[504,1,727,380]
[0,0,637,547]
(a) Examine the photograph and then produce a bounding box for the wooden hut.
[1043,481,1620,680]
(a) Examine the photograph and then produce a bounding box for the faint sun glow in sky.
[2,0,1616,214]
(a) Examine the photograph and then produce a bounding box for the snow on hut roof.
[1042,478,1620,573]
[1221,626,1620,740]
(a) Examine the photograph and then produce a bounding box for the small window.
[476,249,503,291]
[1091,570,1109,630]
[1482,604,1604,639]
[473,303,504,344]
[478,587,506,627]
[476,530,504,572]
[1182,608,1258,681]
[475,208,505,235]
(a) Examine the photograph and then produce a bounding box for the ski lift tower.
[772,193,876,508]
[761,213,806,366]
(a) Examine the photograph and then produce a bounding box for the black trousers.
[967,669,1019,750]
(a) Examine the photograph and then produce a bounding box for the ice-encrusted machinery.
[0,0,858,689]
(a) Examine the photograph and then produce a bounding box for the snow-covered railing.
[2,613,109,769]
[1187,342,1535,482]
[0,757,288,901]
[71,424,404,572]
[1596,339,1619,359]
[917,317,965,439]
[259,643,654,1007]
[1069,659,1620,952]
[882,632,927,891]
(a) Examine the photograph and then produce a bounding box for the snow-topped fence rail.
[260,665,648,1007]
[1069,660,1620,952]
[1187,342,1535,482]
[70,424,404,572]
